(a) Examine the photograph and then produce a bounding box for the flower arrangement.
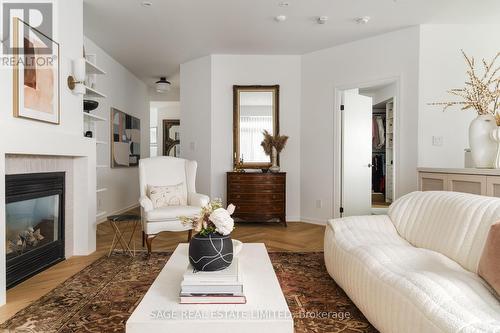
[429,50,500,122]
[180,199,236,236]
[261,130,289,157]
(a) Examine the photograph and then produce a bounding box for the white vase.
[490,127,500,168]
[469,114,497,168]
[269,147,280,172]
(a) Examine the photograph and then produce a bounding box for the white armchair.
[139,156,209,254]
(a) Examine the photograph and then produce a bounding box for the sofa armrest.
[328,215,396,235]
[188,192,210,207]
[139,196,154,212]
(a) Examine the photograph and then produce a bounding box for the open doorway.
[149,101,180,157]
[339,81,397,217]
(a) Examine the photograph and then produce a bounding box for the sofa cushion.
[479,222,500,297]
[388,191,500,273]
[145,205,200,222]
[325,215,500,333]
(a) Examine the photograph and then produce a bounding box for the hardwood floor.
[0,218,325,323]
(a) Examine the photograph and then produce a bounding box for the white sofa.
[325,191,500,333]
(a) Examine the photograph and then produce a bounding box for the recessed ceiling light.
[278,2,289,7]
[275,15,287,22]
[141,1,153,7]
[317,16,329,24]
[355,16,371,24]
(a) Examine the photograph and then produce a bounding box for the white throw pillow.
[147,183,187,208]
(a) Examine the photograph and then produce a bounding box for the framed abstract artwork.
[13,18,60,124]
[111,108,141,168]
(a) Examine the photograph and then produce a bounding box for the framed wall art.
[111,108,141,168]
[13,18,60,124]
[162,119,180,157]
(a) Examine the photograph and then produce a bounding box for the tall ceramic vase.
[490,127,500,168]
[469,114,497,168]
[270,147,280,173]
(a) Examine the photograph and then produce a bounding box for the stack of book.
[180,258,246,304]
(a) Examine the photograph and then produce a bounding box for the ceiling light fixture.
[141,1,153,8]
[278,2,289,7]
[155,77,171,93]
[355,16,371,24]
[317,16,329,24]
[274,15,287,22]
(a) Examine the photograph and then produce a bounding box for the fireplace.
[5,172,65,288]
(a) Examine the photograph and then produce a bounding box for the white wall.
[83,37,149,221]
[418,24,500,168]
[180,56,212,196]
[301,27,420,223]
[211,55,302,220]
[0,0,96,305]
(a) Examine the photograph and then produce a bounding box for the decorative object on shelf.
[491,127,500,168]
[261,129,289,172]
[83,100,99,113]
[429,50,500,168]
[85,131,93,138]
[468,114,497,168]
[181,199,236,271]
[111,108,141,168]
[162,119,180,157]
[67,58,86,95]
[13,18,60,124]
[155,77,171,93]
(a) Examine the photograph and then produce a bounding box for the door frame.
[333,76,401,218]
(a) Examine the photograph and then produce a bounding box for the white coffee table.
[126,243,293,333]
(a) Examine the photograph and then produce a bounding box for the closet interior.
[372,99,394,207]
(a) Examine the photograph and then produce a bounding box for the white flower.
[209,208,234,236]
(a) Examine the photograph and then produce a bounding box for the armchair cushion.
[145,205,200,222]
[188,192,210,207]
[147,183,187,208]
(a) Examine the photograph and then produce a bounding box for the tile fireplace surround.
[0,154,96,305]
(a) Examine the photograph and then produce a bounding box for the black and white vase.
[188,233,233,271]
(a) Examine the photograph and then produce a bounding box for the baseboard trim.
[300,217,328,226]
[97,203,140,224]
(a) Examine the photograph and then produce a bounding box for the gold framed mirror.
[233,85,279,169]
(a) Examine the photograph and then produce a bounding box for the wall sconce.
[67,58,86,95]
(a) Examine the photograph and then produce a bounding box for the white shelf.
[96,140,107,145]
[85,59,106,75]
[83,112,106,121]
[96,165,107,168]
[96,211,107,219]
[96,188,108,193]
[84,86,107,98]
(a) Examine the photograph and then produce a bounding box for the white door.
[342,90,373,216]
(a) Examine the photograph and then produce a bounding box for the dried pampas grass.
[261,130,289,156]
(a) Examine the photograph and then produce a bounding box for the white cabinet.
[418,168,500,198]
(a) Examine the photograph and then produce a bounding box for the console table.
[227,172,286,226]
[418,168,500,197]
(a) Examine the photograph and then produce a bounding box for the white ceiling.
[83,0,500,89]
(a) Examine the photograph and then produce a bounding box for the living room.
[0,0,499,332]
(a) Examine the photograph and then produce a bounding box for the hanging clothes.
[375,116,385,149]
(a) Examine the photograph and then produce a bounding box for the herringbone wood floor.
[0,214,325,323]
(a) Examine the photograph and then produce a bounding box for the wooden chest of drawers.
[227,172,286,226]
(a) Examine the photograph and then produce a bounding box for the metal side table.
[107,214,141,257]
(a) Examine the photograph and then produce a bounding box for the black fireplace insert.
[5,172,65,288]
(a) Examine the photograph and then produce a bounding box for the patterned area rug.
[0,252,377,333]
